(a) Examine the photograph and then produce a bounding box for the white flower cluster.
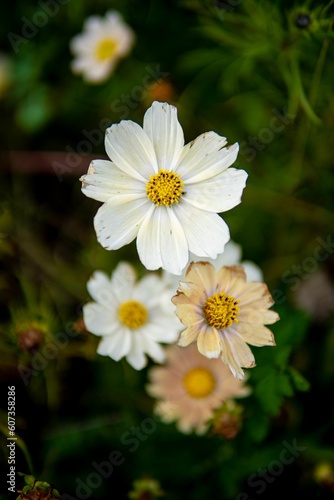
[78,88,280,432]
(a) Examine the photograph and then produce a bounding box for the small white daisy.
[83,262,181,370]
[80,101,248,274]
[70,11,135,83]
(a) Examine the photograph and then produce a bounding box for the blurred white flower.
[163,240,263,293]
[83,262,181,370]
[172,262,279,380]
[80,101,247,274]
[70,11,135,83]
[146,343,250,434]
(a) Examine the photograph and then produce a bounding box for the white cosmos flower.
[80,101,248,274]
[70,11,135,83]
[83,262,181,370]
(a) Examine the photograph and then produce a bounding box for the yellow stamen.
[204,292,240,329]
[183,368,215,398]
[118,300,147,329]
[146,169,184,206]
[96,38,117,61]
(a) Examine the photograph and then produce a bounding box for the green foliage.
[1,0,334,498]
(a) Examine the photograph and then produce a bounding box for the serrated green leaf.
[254,370,293,415]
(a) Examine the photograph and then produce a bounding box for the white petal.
[70,35,93,55]
[144,319,180,343]
[162,270,181,292]
[192,240,241,270]
[126,333,147,369]
[176,132,238,182]
[136,205,188,274]
[141,334,166,363]
[71,57,90,73]
[97,329,132,360]
[105,120,157,181]
[85,15,104,33]
[132,274,166,307]
[94,197,150,250]
[184,168,247,213]
[241,261,263,282]
[175,203,230,259]
[110,262,136,302]
[87,271,114,306]
[81,160,145,203]
[83,61,114,83]
[105,11,124,26]
[83,303,118,336]
[143,101,184,170]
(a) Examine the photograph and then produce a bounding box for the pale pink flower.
[147,343,250,434]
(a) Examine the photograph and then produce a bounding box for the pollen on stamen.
[146,169,185,206]
[204,292,240,329]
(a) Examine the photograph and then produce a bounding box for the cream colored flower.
[172,262,279,380]
[83,262,181,370]
[80,101,247,274]
[147,343,250,434]
[70,11,134,83]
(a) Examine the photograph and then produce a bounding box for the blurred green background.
[1,0,334,498]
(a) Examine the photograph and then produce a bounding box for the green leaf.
[15,86,53,133]
[289,367,310,392]
[244,412,270,442]
[254,370,293,415]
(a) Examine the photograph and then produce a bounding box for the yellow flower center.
[146,169,184,206]
[204,292,240,329]
[96,38,117,61]
[118,300,148,329]
[183,368,215,398]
